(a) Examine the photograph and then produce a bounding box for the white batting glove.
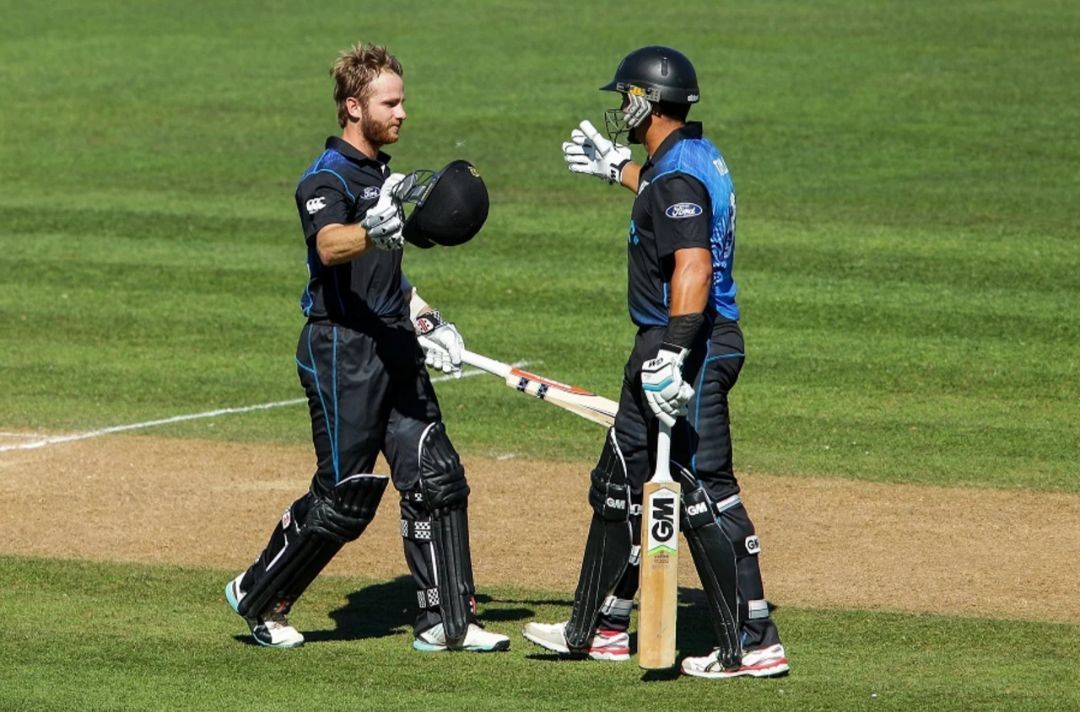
[414,310,464,377]
[641,347,693,427]
[360,173,406,250]
[562,120,632,184]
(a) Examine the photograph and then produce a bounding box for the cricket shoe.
[224,572,305,649]
[681,643,789,679]
[413,623,510,653]
[522,621,631,661]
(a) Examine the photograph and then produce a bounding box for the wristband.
[662,313,705,351]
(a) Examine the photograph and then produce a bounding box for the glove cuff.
[414,310,448,336]
[608,158,630,185]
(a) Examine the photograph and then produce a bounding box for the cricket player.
[223,42,508,654]
[523,46,788,678]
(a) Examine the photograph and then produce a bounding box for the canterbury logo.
[305,196,327,215]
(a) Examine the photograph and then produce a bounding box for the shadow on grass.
[306,576,417,643]
[304,576,540,644]
[231,582,735,651]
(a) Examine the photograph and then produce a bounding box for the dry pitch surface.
[2,433,1077,625]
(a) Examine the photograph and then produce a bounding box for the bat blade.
[639,480,681,669]
[638,423,679,669]
[503,368,617,427]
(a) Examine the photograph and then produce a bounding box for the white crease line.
[0,363,525,453]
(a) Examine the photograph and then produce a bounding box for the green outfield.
[3,557,1077,711]
[2,0,1078,709]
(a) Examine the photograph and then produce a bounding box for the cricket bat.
[638,420,680,669]
[418,337,618,427]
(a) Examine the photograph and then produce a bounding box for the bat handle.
[654,420,673,482]
[417,336,512,378]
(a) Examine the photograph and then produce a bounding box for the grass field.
[4,557,1077,711]
[2,0,1078,709]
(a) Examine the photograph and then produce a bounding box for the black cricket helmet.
[394,160,489,249]
[601,46,699,143]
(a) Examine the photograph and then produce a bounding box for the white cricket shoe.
[681,643,789,679]
[522,621,631,662]
[224,572,305,649]
[413,623,510,653]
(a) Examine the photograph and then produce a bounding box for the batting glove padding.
[641,346,693,427]
[360,173,406,250]
[415,310,464,377]
[562,120,632,184]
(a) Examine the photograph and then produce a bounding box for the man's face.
[360,70,406,147]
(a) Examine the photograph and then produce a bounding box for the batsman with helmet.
[523,46,788,678]
[224,43,508,654]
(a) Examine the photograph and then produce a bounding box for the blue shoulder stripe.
[298,150,356,202]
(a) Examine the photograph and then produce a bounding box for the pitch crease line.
[0,363,523,453]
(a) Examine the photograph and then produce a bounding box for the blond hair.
[330,43,404,128]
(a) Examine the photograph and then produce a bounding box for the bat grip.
[654,421,673,482]
[417,336,512,378]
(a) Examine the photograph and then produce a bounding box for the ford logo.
[665,202,703,219]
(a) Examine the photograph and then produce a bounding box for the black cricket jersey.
[294,136,409,328]
[627,123,740,327]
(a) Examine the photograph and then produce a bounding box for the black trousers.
[600,320,781,649]
[296,319,441,498]
[241,318,464,632]
[614,319,745,501]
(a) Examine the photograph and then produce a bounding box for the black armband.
[662,313,705,351]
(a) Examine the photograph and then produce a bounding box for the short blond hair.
[330,43,404,128]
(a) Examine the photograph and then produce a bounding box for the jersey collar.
[648,122,704,164]
[325,136,392,167]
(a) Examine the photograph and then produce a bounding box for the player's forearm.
[619,162,642,193]
[668,247,711,316]
[315,223,373,265]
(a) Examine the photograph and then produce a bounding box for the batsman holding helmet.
[224,43,508,654]
[524,46,788,678]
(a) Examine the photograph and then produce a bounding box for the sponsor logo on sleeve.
[665,202,703,219]
[305,196,327,215]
